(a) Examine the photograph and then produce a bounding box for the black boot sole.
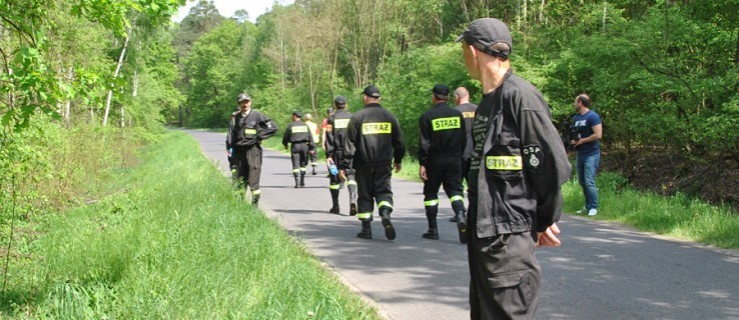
[457,220,468,244]
[329,207,340,214]
[349,203,357,216]
[382,218,396,240]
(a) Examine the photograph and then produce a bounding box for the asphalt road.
[187,129,739,320]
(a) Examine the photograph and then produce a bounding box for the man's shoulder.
[503,74,548,112]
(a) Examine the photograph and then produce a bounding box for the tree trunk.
[103,34,129,127]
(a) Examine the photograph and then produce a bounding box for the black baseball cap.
[292,111,302,118]
[362,85,381,98]
[334,95,347,105]
[455,18,512,58]
[431,84,450,96]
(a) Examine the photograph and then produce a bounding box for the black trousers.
[354,165,393,221]
[233,145,263,194]
[290,143,310,175]
[462,157,472,186]
[467,205,541,319]
[423,157,465,216]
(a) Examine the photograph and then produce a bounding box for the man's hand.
[419,165,428,181]
[338,169,347,181]
[394,163,402,173]
[536,223,561,248]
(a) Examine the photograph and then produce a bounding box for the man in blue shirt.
[570,94,603,216]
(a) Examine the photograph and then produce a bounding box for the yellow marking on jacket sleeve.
[334,119,350,129]
[486,156,523,170]
[362,122,392,135]
[291,126,309,133]
[431,117,461,131]
[244,128,257,135]
[463,112,475,118]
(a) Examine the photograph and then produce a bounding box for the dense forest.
[0,0,737,253]
[170,0,737,205]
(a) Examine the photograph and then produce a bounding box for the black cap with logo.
[455,18,512,58]
[362,85,381,98]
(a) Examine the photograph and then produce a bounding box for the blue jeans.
[577,152,600,210]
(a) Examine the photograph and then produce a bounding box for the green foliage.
[2,132,381,318]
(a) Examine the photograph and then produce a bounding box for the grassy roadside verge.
[2,131,380,319]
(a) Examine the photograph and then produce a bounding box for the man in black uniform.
[457,18,571,319]
[450,86,477,223]
[325,95,358,215]
[342,85,405,240]
[282,111,315,188]
[227,93,278,204]
[418,84,468,243]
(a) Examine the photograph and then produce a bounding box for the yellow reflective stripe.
[486,156,522,170]
[329,184,341,190]
[431,117,461,131]
[377,201,393,209]
[291,126,309,133]
[347,180,357,186]
[362,122,391,135]
[252,189,261,195]
[357,212,372,219]
[292,169,300,173]
[310,162,318,165]
[244,128,257,135]
[334,119,350,129]
[450,195,464,202]
[300,167,307,171]
[424,199,439,206]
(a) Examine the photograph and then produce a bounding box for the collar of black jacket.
[363,103,382,108]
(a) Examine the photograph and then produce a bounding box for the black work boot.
[449,216,459,223]
[252,193,260,205]
[300,172,306,187]
[329,190,340,214]
[379,208,396,240]
[294,174,300,188]
[422,215,439,240]
[356,220,372,239]
[422,228,439,240]
[312,165,317,175]
[455,211,468,244]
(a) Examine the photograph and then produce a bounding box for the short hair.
[454,87,470,99]
[576,94,591,107]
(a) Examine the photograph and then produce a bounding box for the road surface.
[188,129,739,320]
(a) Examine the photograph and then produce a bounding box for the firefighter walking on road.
[226,93,278,205]
[342,85,405,240]
[283,111,315,188]
[304,113,320,175]
[418,84,468,243]
[325,96,357,215]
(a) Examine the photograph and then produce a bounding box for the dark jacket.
[325,108,352,159]
[282,120,316,149]
[456,102,478,159]
[418,102,466,166]
[227,109,278,148]
[468,70,571,238]
[342,103,405,168]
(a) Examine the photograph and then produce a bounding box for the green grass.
[564,171,738,249]
[2,131,380,319]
